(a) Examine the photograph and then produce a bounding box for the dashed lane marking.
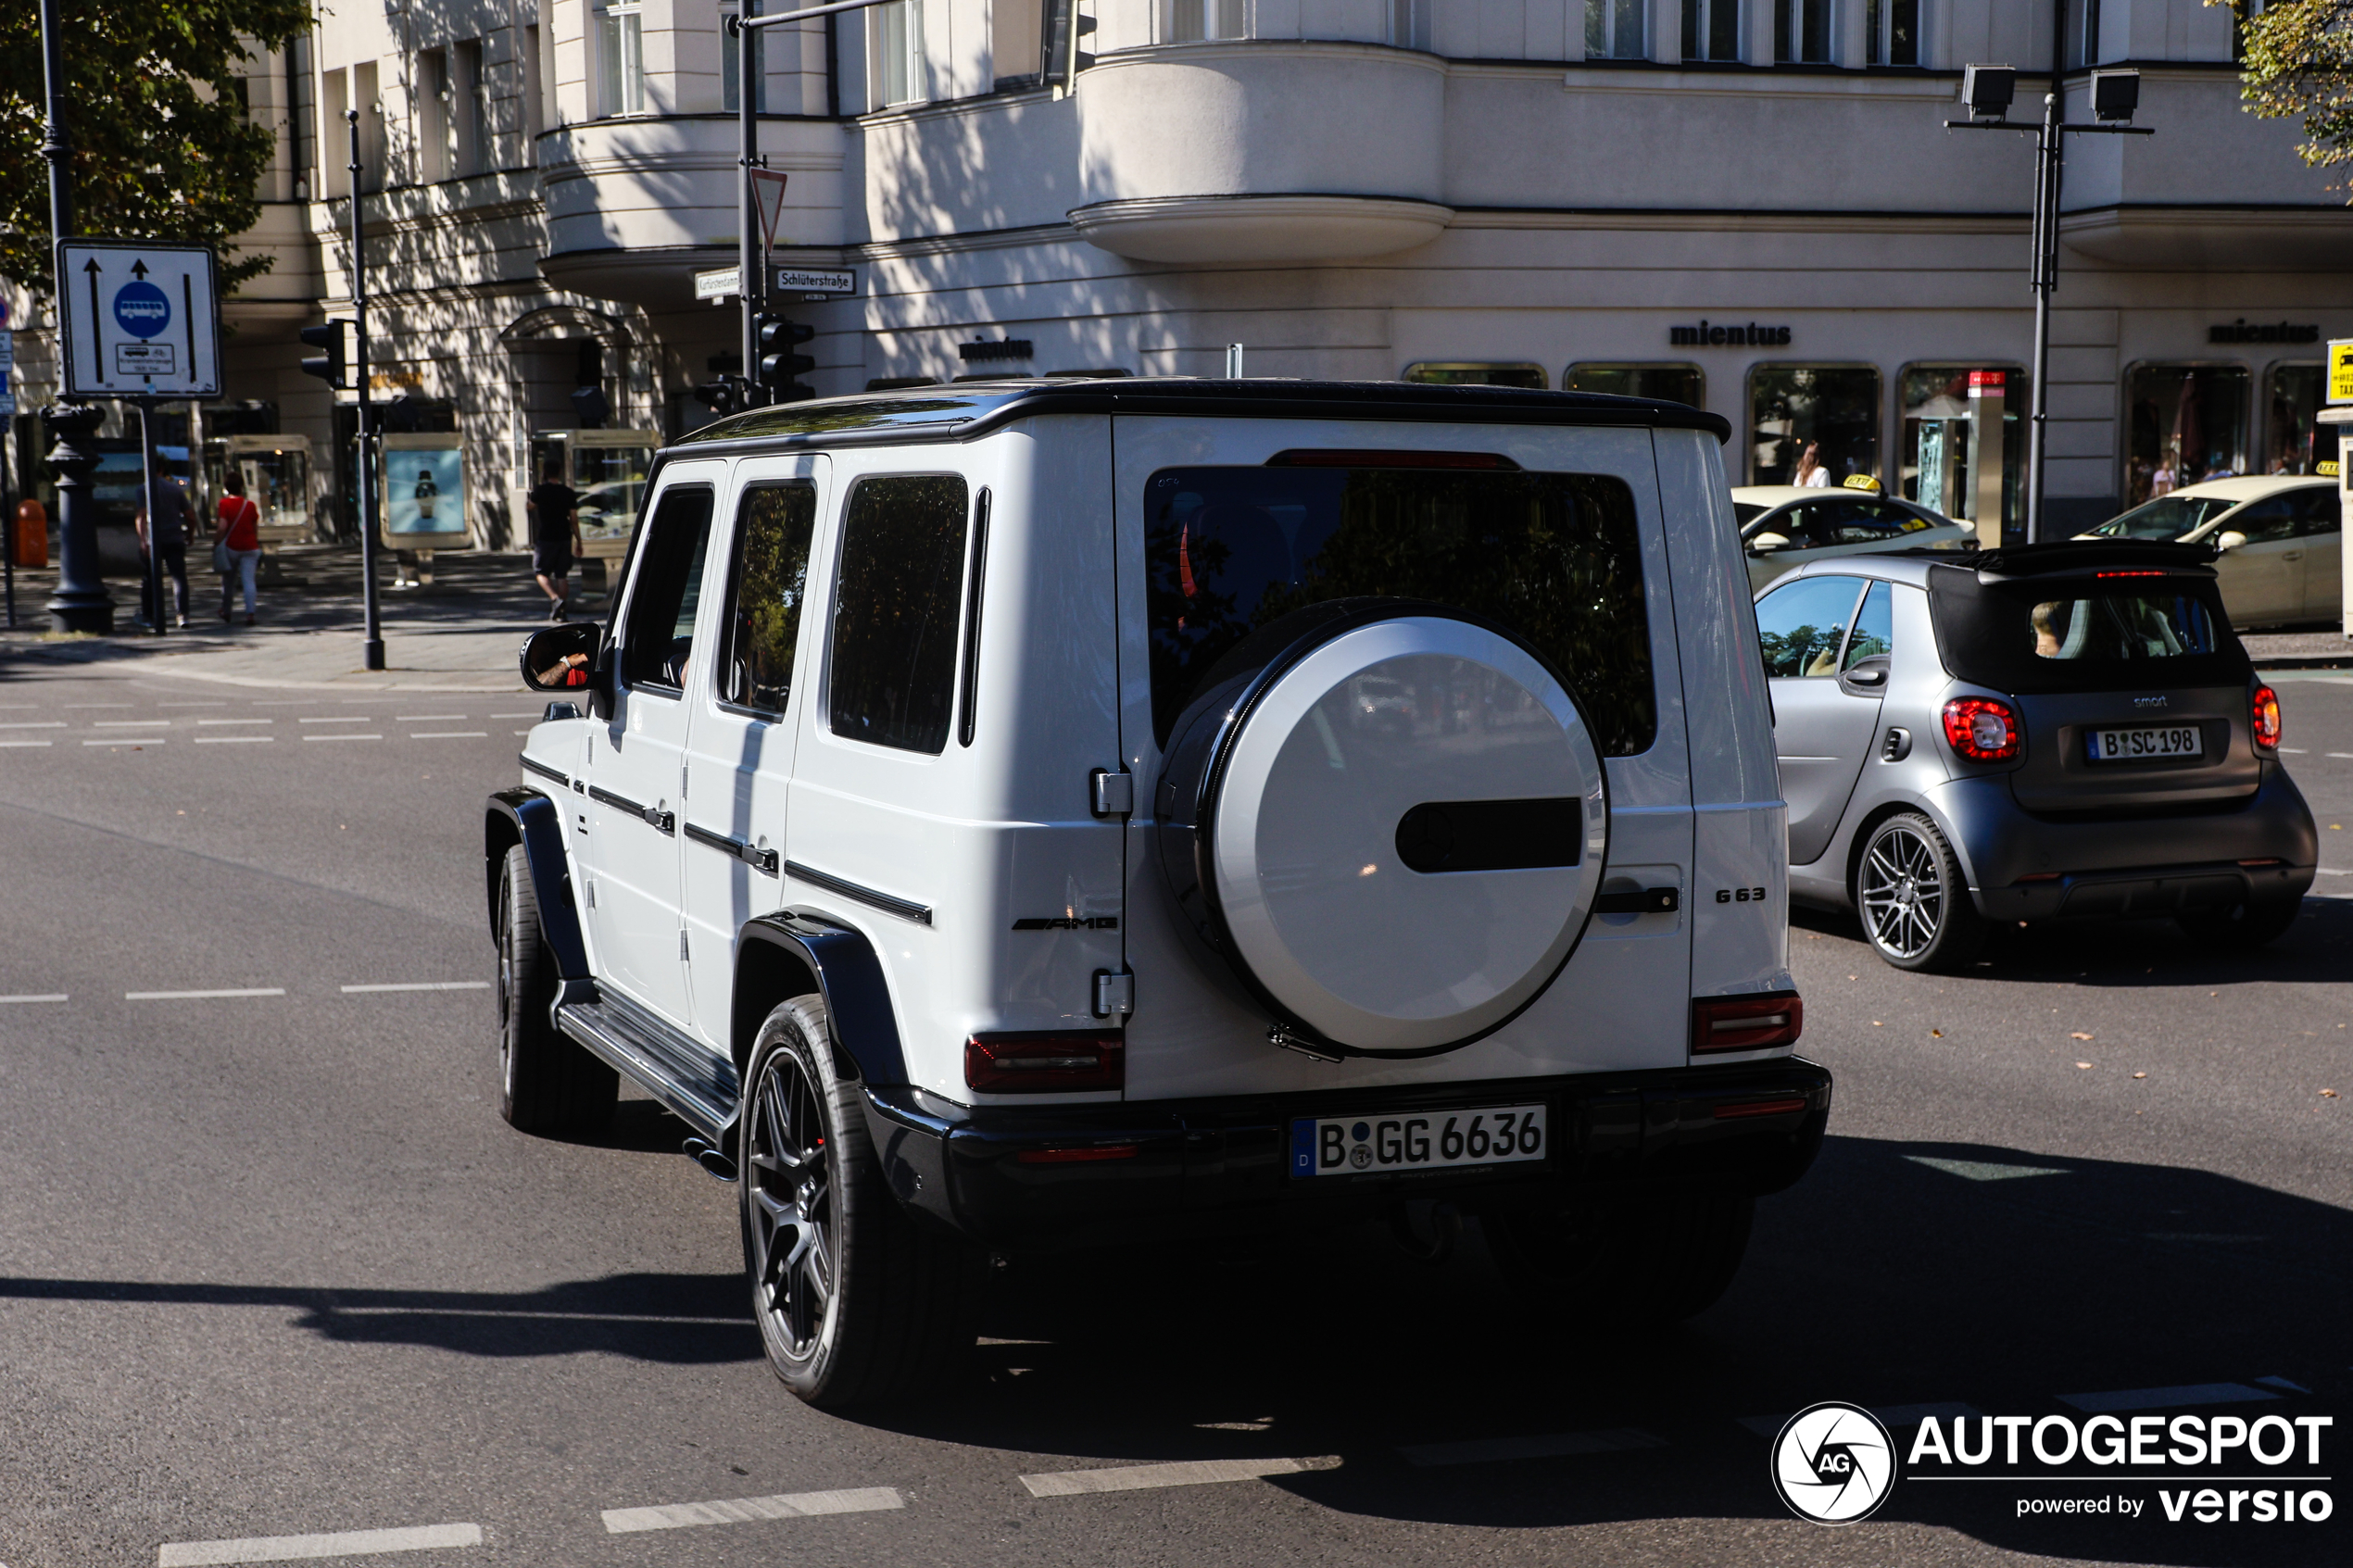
[0,995,69,1005]
[156,1521,482,1565]
[394,715,468,722]
[195,736,274,745]
[410,732,489,740]
[84,738,165,746]
[2329,753,2353,760]
[198,719,273,726]
[601,1486,904,1534]
[1019,1456,1341,1498]
[155,701,228,708]
[1398,1428,1666,1467]
[2316,868,2353,876]
[2057,1384,2280,1413]
[93,720,172,728]
[125,989,286,1001]
[0,721,66,729]
[490,712,540,719]
[341,982,492,993]
[1740,1402,1981,1438]
[302,734,382,743]
[0,740,54,747]
[298,717,370,725]
[61,703,132,709]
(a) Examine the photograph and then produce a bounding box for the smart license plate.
[1290,1104,1548,1179]
[2085,724,2203,762]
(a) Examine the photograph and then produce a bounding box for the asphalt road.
[0,659,2346,1568]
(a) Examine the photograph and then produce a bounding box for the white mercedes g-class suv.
[489,379,1826,1408]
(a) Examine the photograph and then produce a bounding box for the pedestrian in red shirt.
[214,471,263,625]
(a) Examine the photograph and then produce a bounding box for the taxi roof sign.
[2330,339,2353,406]
[57,241,222,400]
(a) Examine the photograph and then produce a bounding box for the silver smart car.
[1754,540,2318,970]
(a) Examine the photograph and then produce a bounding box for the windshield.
[1145,463,1654,755]
[2086,495,2239,541]
[1732,502,1768,526]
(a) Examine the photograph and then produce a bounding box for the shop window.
[1899,365,2025,539]
[1566,364,1705,408]
[2264,363,2344,476]
[1403,362,1547,390]
[596,0,647,117]
[1586,0,1646,60]
[1748,366,1881,488]
[2125,364,2250,508]
[1167,0,1246,43]
[1868,0,1921,66]
[1681,0,1740,62]
[1776,0,1833,63]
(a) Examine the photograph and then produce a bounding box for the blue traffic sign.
[113,281,171,339]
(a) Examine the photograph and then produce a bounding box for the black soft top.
[1926,544,2251,696]
[668,377,1732,457]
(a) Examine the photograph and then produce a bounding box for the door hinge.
[1093,968,1134,1018]
[1090,767,1134,819]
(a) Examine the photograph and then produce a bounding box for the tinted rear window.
[1928,565,2248,695]
[1145,465,1654,754]
[830,475,969,754]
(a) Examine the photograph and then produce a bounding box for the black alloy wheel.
[1856,812,1984,972]
[745,1038,836,1366]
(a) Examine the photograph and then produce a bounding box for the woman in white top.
[1793,441,1831,487]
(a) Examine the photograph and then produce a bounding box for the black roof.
[669,377,1731,456]
[1969,540,2221,578]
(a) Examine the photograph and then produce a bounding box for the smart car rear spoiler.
[1970,540,2220,579]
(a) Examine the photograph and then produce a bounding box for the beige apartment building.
[6,0,2348,548]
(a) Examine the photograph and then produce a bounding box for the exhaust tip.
[680,1137,738,1184]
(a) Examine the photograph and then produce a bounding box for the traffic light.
[755,314,815,402]
[298,320,347,388]
[692,352,748,419]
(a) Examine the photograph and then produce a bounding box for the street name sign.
[57,241,223,400]
[695,266,741,303]
[777,267,856,297]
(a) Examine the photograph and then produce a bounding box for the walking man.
[132,472,196,629]
[525,461,582,621]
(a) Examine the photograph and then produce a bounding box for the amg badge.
[1012,915,1119,931]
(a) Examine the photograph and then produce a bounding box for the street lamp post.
[346,107,384,671]
[37,0,112,633]
[1948,65,2152,545]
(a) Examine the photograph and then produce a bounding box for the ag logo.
[1770,1402,1895,1524]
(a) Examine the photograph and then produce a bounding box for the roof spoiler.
[1969,539,2220,578]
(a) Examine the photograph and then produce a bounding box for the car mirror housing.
[520,621,602,693]
[2215,530,2248,554]
[1750,532,1793,552]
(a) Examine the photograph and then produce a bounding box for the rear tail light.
[1692,993,1804,1053]
[1942,696,2022,762]
[2252,684,2282,751]
[1712,1097,1809,1121]
[965,1032,1125,1093]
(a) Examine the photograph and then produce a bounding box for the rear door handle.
[1593,887,1680,914]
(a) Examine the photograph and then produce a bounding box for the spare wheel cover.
[1202,613,1607,1054]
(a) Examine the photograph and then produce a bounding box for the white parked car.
[2077,475,2341,629]
[490,380,1827,1407]
[1733,484,1974,591]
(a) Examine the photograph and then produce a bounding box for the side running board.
[555,990,739,1145]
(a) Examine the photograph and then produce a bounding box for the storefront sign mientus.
[1669,320,1792,348]
[2208,320,2321,345]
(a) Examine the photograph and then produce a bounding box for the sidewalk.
[0,545,598,692]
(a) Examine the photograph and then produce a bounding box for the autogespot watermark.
[1773,1404,2335,1528]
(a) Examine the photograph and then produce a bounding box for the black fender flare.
[484,789,588,980]
[738,910,910,1089]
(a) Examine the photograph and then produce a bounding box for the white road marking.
[2281,747,2309,753]
[1399,1428,1666,1467]
[156,701,228,708]
[0,994,69,1005]
[341,982,492,993]
[94,720,172,728]
[1905,1155,2066,1182]
[195,736,274,745]
[156,1521,482,1565]
[302,734,383,743]
[490,712,540,719]
[0,721,67,729]
[410,732,488,739]
[2058,1384,2278,1413]
[254,700,304,706]
[1739,1402,1980,1438]
[1019,1456,1340,1498]
[512,729,532,735]
[2328,753,2353,760]
[125,988,286,1001]
[2314,868,2353,876]
[395,715,467,721]
[298,717,369,725]
[84,738,165,746]
[601,1486,903,1534]
[0,740,54,748]
[62,703,132,709]
[199,719,273,726]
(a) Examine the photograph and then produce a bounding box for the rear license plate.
[2086,724,2204,762]
[1290,1105,1548,1179]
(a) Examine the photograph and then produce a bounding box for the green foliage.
[0,0,310,296]
[2213,0,2353,198]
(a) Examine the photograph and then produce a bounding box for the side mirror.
[1750,532,1793,553]
[2215,530,2248,554]
[520,621,601,693]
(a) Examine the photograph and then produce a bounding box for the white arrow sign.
[57,241,223,399]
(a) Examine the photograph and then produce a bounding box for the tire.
[2177,897,2302,949]
[739,995,980,1409]
[1486,1191,1755,1325]
[1855,812,1985,972]
[495,844,616,1135]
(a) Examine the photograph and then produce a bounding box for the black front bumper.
[861,1059,1831,1252]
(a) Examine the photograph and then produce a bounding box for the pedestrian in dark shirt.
[133,474,195,628]
[525,463,582,622]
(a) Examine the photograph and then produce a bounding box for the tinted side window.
[829,474,969,754]
[722,483,817,714]
[2292,487,2341,535]
[621,486,715,691]
[2229,497,2298,545]
[1144,465,1655,754]
[1755,575,1863,678]
[1843,581,1894,669]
